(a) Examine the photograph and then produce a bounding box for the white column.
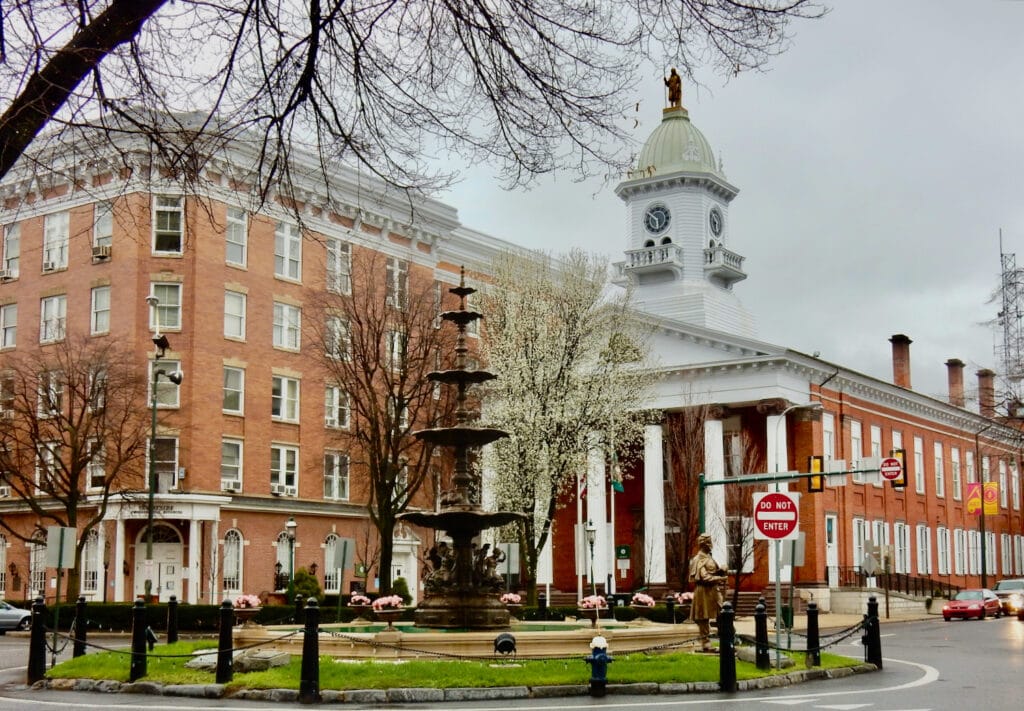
[113,516,126,602]
[188,519,201,603]
[703,418,728,565]
[585,442,608,590]
[208,519,219,603]
[643,423,667,584]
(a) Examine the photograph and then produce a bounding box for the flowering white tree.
[480,250,655,603]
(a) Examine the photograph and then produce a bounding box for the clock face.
[709,207,723,237]
[644,205,671,234]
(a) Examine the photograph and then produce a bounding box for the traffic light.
[889,448,906,489]
[807,455,825,493]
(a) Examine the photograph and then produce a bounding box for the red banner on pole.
[966,482,999,515]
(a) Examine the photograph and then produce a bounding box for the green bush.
[391,577,412,604]
[292,568,322,601]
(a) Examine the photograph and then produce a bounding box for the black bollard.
[299,598,321,704]
[73,596,87,658]
[129,599,147,682]
[294,594,304,623]
[717,601,736,693]
[27,597,46,685]
[538,592,547,620]
[166,595,179,645]
[665,596,676,624]
[216,600,233,684]
[754,599,770,670]
[863,595,882,669]
[805,601,820,667]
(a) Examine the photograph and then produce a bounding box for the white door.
[134,541,183,602]
[825,514,839,587]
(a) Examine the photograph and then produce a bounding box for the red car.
[942,589,1002,621]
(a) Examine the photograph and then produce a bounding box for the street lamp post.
[585,519,597,596]
[143,296,183,603]
[286,516,298,603]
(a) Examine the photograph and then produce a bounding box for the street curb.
[32,663,880,703]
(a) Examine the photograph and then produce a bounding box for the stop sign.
[753,492,799,540]
[880,457,902,480]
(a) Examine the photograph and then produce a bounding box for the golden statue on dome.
[664,67,682,108]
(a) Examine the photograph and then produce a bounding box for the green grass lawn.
[47,641,861,691]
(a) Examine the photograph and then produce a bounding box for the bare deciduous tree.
[0,333,150,602]
[308,250,457,595]
[0,1,823,196]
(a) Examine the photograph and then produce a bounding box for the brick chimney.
[977,369,996,418]
[945,358,965,407]
[889,334,912,389]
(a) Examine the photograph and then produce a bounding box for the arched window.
[643,239,654,248]
[660,236,672,245]
[275,531,291,591]
[80,530,99,595]
[323,534,339,593]
[29,533,46,599]
[223,529,242,594]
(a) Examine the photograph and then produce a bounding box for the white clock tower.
[613,93,755,337]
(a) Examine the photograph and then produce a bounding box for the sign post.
[753,492,799,669]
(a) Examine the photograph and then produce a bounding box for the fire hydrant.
[585,635,613,697]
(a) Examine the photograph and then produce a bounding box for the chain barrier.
[735,618,865,654]
[42,626,302,658]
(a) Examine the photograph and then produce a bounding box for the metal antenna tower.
[997,229,1024,381]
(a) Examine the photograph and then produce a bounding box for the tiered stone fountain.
[398,272,524,629]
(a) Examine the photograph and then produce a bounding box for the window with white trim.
[151,359,182,408]
[0,303,16,348]
[870,425,882,487]
[326,239,350,294]
[30,535,46,597]
[223,366,244,414]
[852,517,867,571]
[39,294,66,343]
[820,412,834,460]
[893,522,911,574]
[936,526,950,575]
[221,438,243,490]
[850,421,864,482]
[35,441,60,491]
[325,386,349,428]
[86,440,105,490]
[224,290,246,340]
[953,528,966,575]
[91,286,110,335]
[273,302,301,350]
[94,201,113,247]
[274,222,301,280]
[152,437,179,493]
[386,329,406,371]
[43,211,69,268]
[80,530,99,594]
[966,450,976,484]
[967,529,980,575]
[934,442,944,498]
[3,222,20,275]
[153,195,183,254]
[999,459,1008,508]
[37,370,62,417]
[323,534,341,593]
[271,375,299,422]
[270,444,298,491]
[88,366,106,411]
[1012,461,1020,511]
[982,455,991,483]
[225,208,247,266]
[915,524,932,575]
[985,531,997,576]
[913,436,925,495]
[951,447,962,501]
[0,534,6,592]
[385,257,408,308]
[325,316,349,360]
[223,529,243,593]
[149,283,182,330]
[324,451,349,500]
[1001,533,1012,575]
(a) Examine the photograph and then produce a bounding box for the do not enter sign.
[880,457,902,480]
[753,492,799,540]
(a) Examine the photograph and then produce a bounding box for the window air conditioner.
[285,486,297,497]
[0,269,12,281]
[92,245,112,260]
[270,483,285,496]
[0,410,13,420]
[41,261,56,272]
[222,480,242,492]
[0,486,9,497]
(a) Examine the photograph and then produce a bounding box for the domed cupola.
[635,105,723,179]
[612,73,755,339]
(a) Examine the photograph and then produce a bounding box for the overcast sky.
[440,0,1024,408]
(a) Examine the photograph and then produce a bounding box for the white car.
[0,600,31,633]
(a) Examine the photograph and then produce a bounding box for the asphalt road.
[0,616,1021,709]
